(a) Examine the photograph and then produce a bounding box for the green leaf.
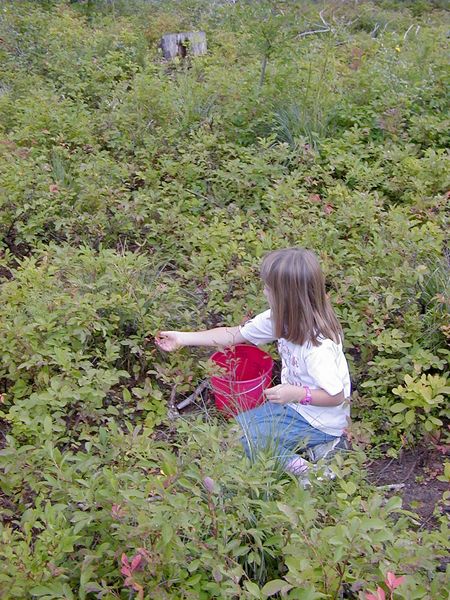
[244,581,261,598]
[405,409,416,425]
[186,573,202,586]
[43,415,52,435]
[424,420,433,432]
[437,462,450,483]
[161,522,173,545]
[277,502,298,526]
[60,534,80,552]
[233,545,250,557]
[261,579,292,597]
[340,480,357,495]
[291,590,326,600]
[72,514,93,535]
[29,586,54,596]
[187,559,201,573]
[391,413,404,423]
[160,451,178,476]
[390,402,407,413]
[384,496,403,512]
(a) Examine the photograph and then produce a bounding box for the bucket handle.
[214,378,267,400]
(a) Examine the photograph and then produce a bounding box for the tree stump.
[160,31,207,60]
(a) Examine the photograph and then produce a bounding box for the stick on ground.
[176,380,209,410]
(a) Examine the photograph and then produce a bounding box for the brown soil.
[366,446,449,529]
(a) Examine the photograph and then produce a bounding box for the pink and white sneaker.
[286,455,336,488]
[285,455,311,476]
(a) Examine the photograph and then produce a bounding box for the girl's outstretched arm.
[155,326,247,351]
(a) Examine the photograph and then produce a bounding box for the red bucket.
[210,344,274,417]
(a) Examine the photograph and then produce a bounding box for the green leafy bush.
[0,422,448,599]
[0,245,194,443]
[0,1,449,596]
[391,373,450,435]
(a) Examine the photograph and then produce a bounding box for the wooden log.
[160,31,207,60]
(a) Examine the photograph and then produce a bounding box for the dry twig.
[176,380,209,410]
[403,24,414,40]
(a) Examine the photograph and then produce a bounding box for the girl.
[156,248,351,476]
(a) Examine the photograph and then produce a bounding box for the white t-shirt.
[239,309,351,437]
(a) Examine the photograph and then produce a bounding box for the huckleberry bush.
[0,1,449,597]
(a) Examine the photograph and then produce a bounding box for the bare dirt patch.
[367,447,449,530]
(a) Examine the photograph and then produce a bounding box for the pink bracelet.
[300,385,312,405]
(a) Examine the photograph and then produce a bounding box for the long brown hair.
[260,248,342,346]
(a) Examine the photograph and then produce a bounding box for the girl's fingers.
[264,385,279,396]
[156,332,170,341]
[155,331,178,351]
[155,335,170,348]
[265,384,292,404]
[264,388,279,401]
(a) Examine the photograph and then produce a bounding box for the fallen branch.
[176,380,209,410]
[169,383,177,408]
[370,23,380,38]
[298,28,330,39]
[403,24,414,40]
[167,383,179,421]
[297,9,333,39]
[319,9,329,29]
[418,512,437,531]
[376,483,406,491]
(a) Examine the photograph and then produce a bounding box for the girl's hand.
[264,384,303,404]
[155,331,182,352]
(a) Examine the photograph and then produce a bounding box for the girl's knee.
[235,406,261,432]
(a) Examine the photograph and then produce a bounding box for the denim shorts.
[236,401,337,464]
